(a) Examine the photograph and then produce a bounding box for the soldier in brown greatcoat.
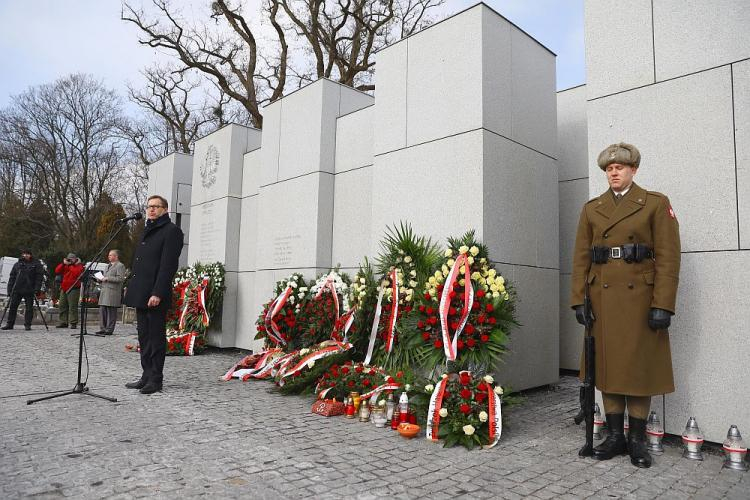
[571,142,681,468]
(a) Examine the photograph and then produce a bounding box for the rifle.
[578,278,595,457]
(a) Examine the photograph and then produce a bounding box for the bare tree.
[0,74,131,256]
[122,0,443,127]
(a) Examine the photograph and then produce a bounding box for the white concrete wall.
[372,3,559,392]
[556,85,589,370]
[187,124,262,347]
[584,0,750,443]
[147,152,193,267]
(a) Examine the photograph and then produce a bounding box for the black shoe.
[1,325,13,330]
[125,378,147,389]
[628,417,652,468]
[69,324,77,329]
[24,326,31,331]
[101,331,113,336]
[56,323,68,328]
[593,413,628,460]
[140,382,162,395]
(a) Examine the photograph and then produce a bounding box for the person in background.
[1,249,44,331]
[95,249,127,335]
[55,253,84,329]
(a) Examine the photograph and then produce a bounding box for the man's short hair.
[109,249,120,258]
[147,194,169,210]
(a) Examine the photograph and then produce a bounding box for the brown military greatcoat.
[570,182,681,396]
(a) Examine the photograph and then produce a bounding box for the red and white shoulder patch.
[667,205,676,219]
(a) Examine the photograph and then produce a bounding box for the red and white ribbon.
[175,280,192,331]
[222,348,282,381]
[384,269,399,353]
[439,253,474,361]
[279,341,352,383]
[360,382,401,401]
[264,286,293,346]
[364,287,385,365]
[337,306,357,342]
[196,276,210,326]
[485,382,503,448]
[315,276,340,323]
[425,377,449,441]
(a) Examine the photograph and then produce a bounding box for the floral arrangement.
[273,340,352,393]
[345,260,379,361]
[295,270,352,347]
[414,231,516,372]
[424,371,504,450]
[162,261,225,356]
[255,273,310,351]
[366,223,440,371]
[314,362,400,401]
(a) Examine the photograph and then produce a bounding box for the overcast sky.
[0,0,585,110]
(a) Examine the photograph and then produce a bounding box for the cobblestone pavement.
[1,325,747,499]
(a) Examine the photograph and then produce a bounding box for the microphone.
[117,213,143,223]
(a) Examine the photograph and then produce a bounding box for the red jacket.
[55,262,84,292]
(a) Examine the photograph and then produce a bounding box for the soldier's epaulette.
[646,191,666,200]
[585,197,599,205]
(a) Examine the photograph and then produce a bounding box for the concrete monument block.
[483,133,559,269]
[331,166,373,269]
[480,11,512,139]
[259,102,282,187]
[370,130,485,253]
[496,264,559,391]
[238,196,258,272]
[270,79,373,182]
[653,0,750,81]
[373,40,408,155]
[234,271,257,350]
[405,6,484,146]
[191,124,261,205]
[559,178,589,275]
[558,273,582,371]
[734,59,750,249]
[557,85,589,182]
[584,0,654,100]
[207,270,239,348]
[187,196,242,271]
[665,251,750,443]
[255,172,335,271]
[335,106,374,174]
[587,66,737,252]
[147,152,193,214]
[242,148,262,197]
[509,26,557,158]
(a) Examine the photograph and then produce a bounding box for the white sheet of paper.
[94,271,105,281]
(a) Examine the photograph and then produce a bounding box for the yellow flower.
[463,424,475,436]
[496,276,505,286]
[480,258,487,264]
[434,270,443,280]
[428,277,437,285]
[444,248,453,258]
[459,279,465,286]
[488,269,496,278]
[493,291,500,298]
[467,256,474,265]
[498,285,506,293]
[503,291,509,300]
[459,265,466,274]
[469,246,479,256]
[447,259,455,267]
[471,272,481,280]
[490,284,498,292]
[442,265,449,275]
[459,245,469,254]
[404,256,412,264]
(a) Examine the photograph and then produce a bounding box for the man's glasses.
[146,205,165,210]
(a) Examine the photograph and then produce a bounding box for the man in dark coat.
[571,143,681,469]
[2,250,44,331]
[123,195,183,394]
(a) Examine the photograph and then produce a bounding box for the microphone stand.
[27,218,134,405]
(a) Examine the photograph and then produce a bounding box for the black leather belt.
[591,244,654,264]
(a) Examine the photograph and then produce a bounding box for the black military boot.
[593,413,627,460]
[627,417,652,468]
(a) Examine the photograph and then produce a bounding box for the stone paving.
[0,324,747,499]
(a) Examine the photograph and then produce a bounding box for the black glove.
[574,305,594,329]
[648,308,672,330]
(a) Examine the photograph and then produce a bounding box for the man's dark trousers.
[136,305,168,384]
[6,293,34,328]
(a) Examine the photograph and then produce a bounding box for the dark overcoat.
[123,214,183,309]
[8,258,44,295]
[570,183,681,396]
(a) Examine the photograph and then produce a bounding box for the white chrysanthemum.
[463,424,475,436]
[425,384,434,392]
[479,411,488,422]
[484,375,494,384]
[494,386,504,395]
[439,408,448,417]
